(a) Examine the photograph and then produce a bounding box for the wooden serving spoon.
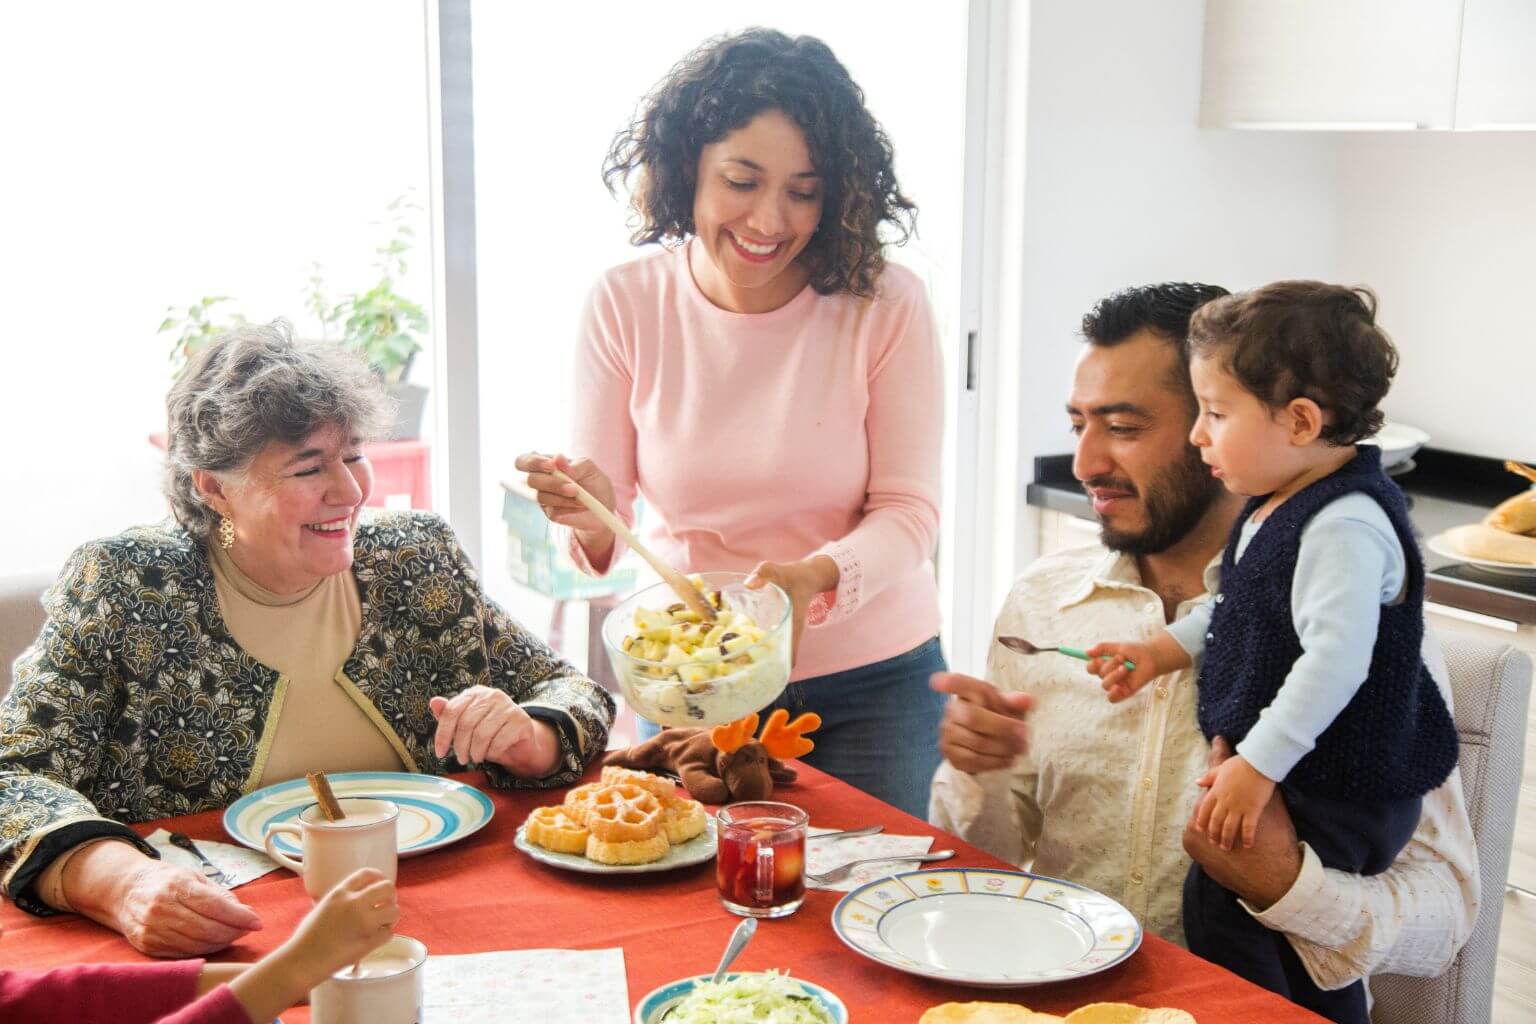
[551,468,717,622]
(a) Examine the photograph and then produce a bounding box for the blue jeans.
[635,637,948,819]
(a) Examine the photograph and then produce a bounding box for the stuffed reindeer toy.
[601,708,821,804]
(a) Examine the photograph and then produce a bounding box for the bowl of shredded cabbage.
[634,970,846,1024]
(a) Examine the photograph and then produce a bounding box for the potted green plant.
[160,296,244,375]
[306,194,431,440]
[161,195,431,439]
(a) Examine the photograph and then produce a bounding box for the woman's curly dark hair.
[603,28,916,298]
[1187,281,1399,445]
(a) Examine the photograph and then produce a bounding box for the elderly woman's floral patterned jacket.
[0,510,614,914]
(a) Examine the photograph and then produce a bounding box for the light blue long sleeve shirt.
[1166,492,1407,783]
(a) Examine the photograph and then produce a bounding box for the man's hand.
[931,672,1035,774]
[431,687,559,777]
[1184,736,1302,911]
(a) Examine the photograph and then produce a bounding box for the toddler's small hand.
[1085,642,1157,703]
[1193,755,1275,851]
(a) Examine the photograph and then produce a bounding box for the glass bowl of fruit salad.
[602,571,792,728]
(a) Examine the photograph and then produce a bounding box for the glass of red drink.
[715,801,808,918]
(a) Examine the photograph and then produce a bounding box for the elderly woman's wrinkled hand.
[430,687,560,777]
[84,853,262,958]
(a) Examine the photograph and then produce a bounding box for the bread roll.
[1445,524,1536,565]
[1484,489,1536,535]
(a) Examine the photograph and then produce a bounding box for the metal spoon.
[710,917,758,984]
[997,635,1135,671]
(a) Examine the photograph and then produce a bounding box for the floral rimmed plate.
[831,868,1141,988]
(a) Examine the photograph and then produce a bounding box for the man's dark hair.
[1080,283,1231,409]
[1187,281,1397,445]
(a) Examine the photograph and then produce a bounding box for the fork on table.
[804,849,955,887]
[168,832,236,887]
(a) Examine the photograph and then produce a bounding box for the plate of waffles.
[514,767,717,874]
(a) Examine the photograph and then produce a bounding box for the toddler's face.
[1188,356,1304,496]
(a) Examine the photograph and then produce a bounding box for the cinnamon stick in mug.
[307,770,347,822]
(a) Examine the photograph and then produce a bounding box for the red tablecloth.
[1,765,1324,1021]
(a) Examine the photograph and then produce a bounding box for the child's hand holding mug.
[227,868,398,1023]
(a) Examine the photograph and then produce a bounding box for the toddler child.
[1088,281,1458,1024]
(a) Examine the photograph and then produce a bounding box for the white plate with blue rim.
[633,973,847,1024]
[224,771,495,857]
[832,868,1141,988]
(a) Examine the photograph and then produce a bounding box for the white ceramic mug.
[309,934,426,1024]
[263,798,399,899]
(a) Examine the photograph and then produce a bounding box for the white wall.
[1334,133,1536,464]
[1010,0,1343,572]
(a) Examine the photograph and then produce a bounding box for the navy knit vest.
[1198,446,1458,801]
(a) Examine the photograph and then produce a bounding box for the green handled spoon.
[997,635,1135,671]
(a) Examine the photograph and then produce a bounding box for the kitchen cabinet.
[1456,0,1536,129]
[1200,0,1464,130]
[1199,0,1536,132]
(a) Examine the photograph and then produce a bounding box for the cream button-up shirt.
[930,543,1479,989]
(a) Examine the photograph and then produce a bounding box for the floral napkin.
[423,948,629,1023]
[145,829,282,889]
[805,826,935,891]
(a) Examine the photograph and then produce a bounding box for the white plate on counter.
[1427,531,1536,578]
[832,868,1141,988]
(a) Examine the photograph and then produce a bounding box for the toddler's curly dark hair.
[602,28,916,298]
[1187,281,1399,445]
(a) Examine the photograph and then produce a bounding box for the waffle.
[585,830,671,865]
[586,784,662,843]
[523,805,588,854]
[600,765,676,802]
[562,781,608,826]
[661,796,708,844]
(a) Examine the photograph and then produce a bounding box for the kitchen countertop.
[1026,447,1536,626]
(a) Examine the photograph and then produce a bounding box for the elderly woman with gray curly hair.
[0,323,614,956]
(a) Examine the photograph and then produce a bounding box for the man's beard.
[1088,447,1224,556]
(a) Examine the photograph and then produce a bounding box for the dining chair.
[0,573,51,702]
[1371,631,1532,1024]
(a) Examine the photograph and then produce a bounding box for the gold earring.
[218,516,235,550]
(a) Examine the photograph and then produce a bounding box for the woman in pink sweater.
[519,29,946,817]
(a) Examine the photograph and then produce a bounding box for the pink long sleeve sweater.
[568,243,943,683]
